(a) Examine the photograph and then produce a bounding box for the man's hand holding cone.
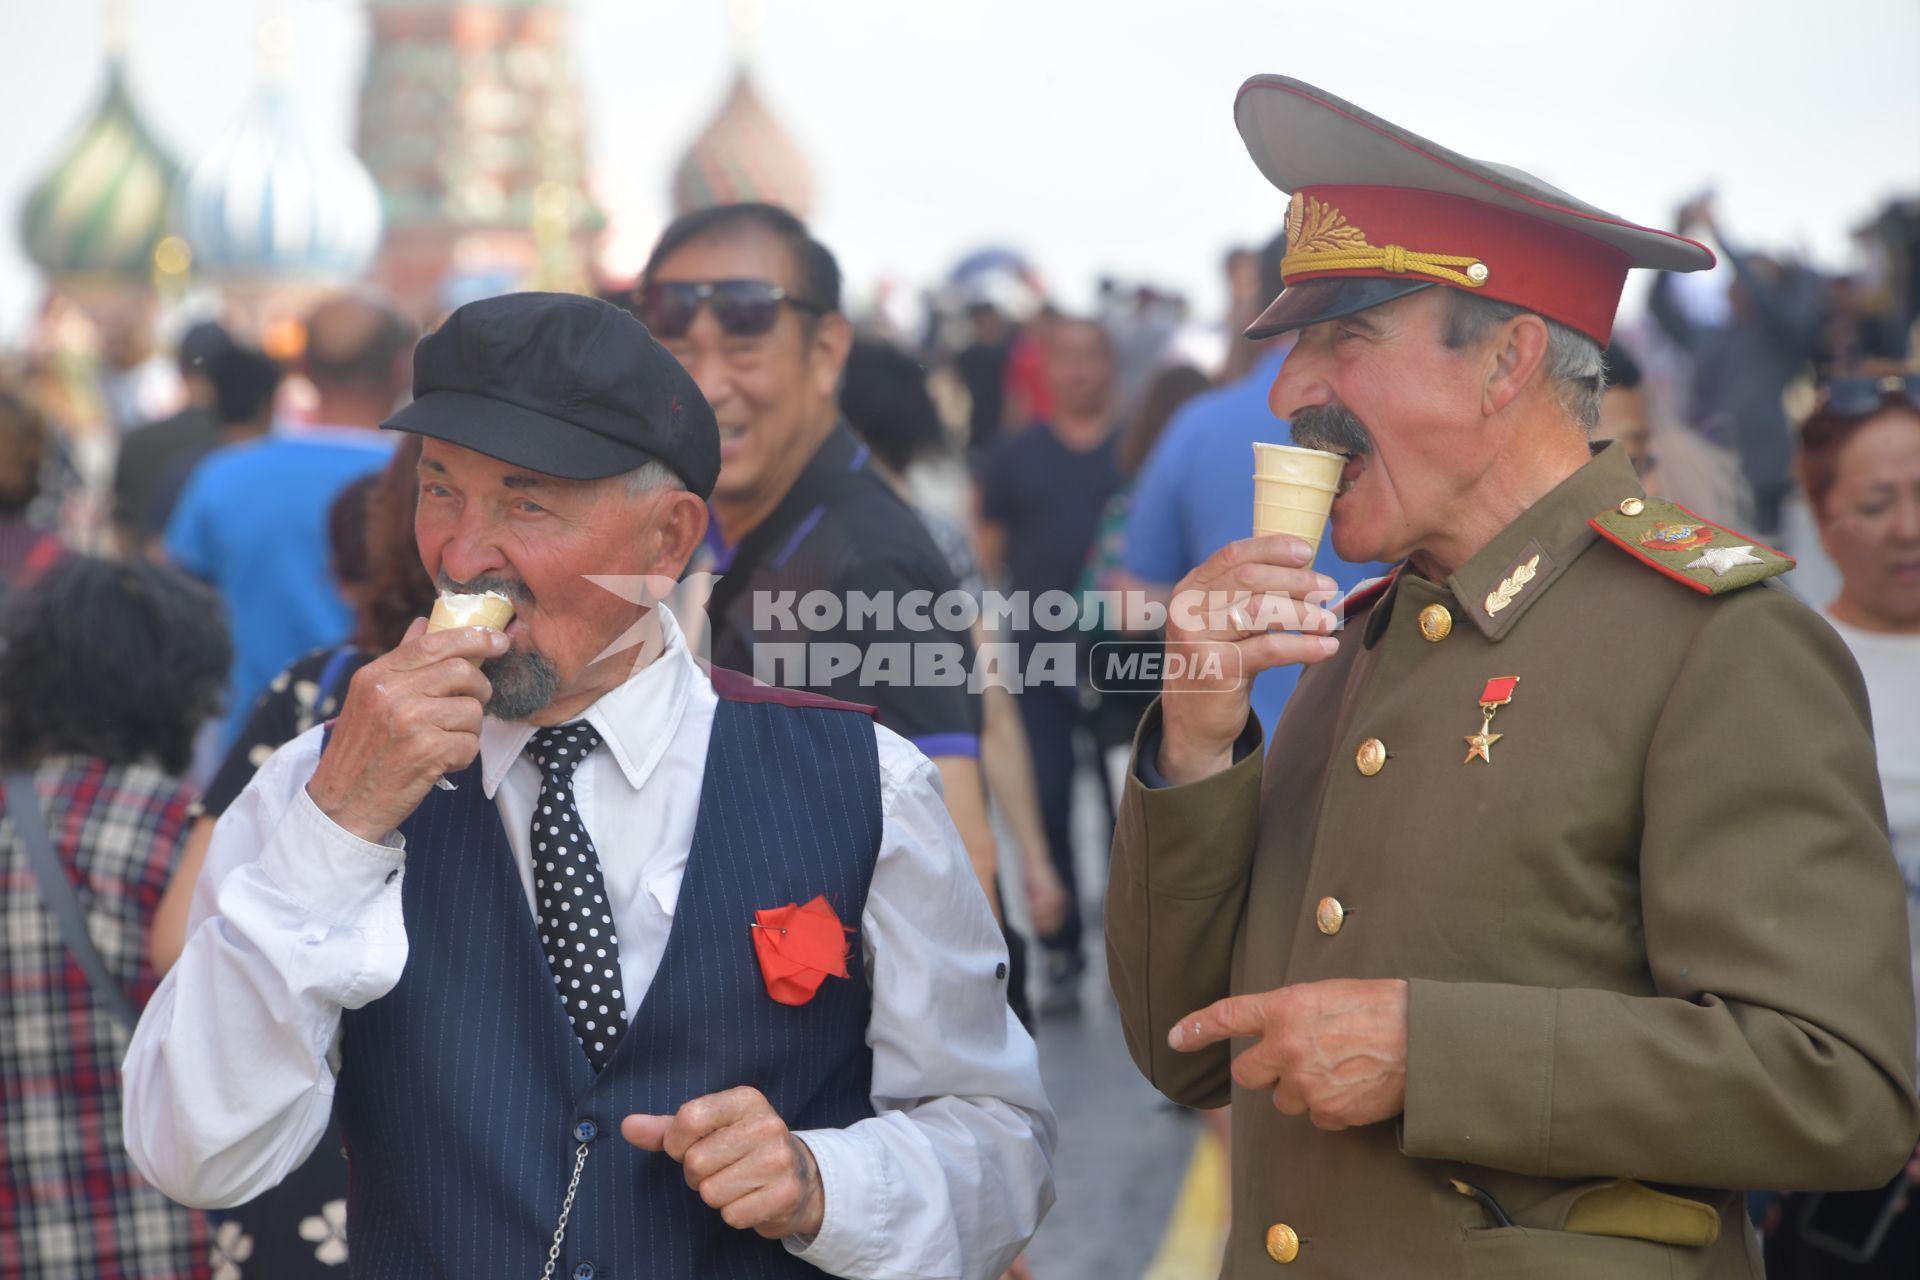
[306,619,506,842]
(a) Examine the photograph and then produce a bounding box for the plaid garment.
[2,756,209,1279]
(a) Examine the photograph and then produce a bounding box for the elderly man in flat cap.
[123,292,1055,1280]
[1107,77,1918,1278]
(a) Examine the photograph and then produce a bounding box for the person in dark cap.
[112,318,231,553]
[1106,77,1917,1276]
[124,292,1055,1279]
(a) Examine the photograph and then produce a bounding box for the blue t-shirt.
[1122,347,1388,737]
[165,428,395,744]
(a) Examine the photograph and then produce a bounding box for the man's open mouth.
[1337,453,1365,497]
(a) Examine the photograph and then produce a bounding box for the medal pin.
[1463,676,1519,765]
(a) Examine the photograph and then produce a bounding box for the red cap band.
[1283,185,1631,344]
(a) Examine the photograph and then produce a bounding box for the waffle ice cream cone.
[428,592,516,665]
[1252,443,1343,560]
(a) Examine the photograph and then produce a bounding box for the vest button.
[573,1264,595,1280]
[573,1119,598,1143]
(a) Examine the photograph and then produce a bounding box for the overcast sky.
[2,0,1917,342]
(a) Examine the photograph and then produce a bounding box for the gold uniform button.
[1315,897,1346,935]
[1417,603,1452,643]
[1265,1223,1301,1264]
[1355,738,1387,776]
[1619,497,1646,516]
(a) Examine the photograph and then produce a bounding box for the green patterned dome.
[19,61,181,283]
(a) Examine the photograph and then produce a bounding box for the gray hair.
[622,459,686,496]
[1440,292,1606,432]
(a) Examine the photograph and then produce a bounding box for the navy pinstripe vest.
[333,675,881,1279]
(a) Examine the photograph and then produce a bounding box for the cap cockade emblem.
[1286,194,1371,257]
[1282,192,1491,290]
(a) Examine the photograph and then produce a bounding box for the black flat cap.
[383,292,720,498]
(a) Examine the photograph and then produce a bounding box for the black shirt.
[955,338,1012,454]
[199,645,371,817]
[706,423,982,757]
[113,405,218,540]
[978,423,1122,645]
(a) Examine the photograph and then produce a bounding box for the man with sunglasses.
[1106,77,1918,1277]
[633,204,1003,927]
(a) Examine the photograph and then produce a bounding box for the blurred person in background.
[1218,246,1266,384]
[1122,228,1387,740]
[1819,201,1919,370]
[841,337,1068,1007]
[957,299,1016,458]
[0,385,61,592]
[636,203,1002,942]
[113,320,231,555]
[1764,370,1920,1277]
[164,293,412,747]
[1000,303,1058,436]
[1081,362,1212,802]
[977,313,1124,1014]
[136,341,284,561]
[1,555,229,1279]
[1599,341,1756,527]
[1106,284,1182,418]
[1651,195,1824,537]
[95,298,181,437]
[146,436,433,1279]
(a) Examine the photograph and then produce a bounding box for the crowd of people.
[2,105,1918,1278]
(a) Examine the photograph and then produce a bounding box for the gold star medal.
[1464,676,1519,764]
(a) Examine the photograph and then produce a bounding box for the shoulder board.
[1589,497,1793,595]
[1335,568,1400,619]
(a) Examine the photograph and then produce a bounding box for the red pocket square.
[751,896,853,1006]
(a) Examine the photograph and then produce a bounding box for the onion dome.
[18,60,181,283]
[175,81,382,281]
[671,69,814,219]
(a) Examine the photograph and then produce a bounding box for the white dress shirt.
[122,609,1055,1280]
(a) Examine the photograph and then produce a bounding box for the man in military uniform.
[1107,76,1919,1279]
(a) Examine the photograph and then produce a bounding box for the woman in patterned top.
[1,555,230,1279]
[144,435,433,1280]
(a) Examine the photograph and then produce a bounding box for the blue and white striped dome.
[176,82,382,281]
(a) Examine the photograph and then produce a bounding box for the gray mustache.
[435,571,536,609]
[1290,403,1375,457]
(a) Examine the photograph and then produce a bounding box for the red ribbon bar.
[1480,676,1520,706]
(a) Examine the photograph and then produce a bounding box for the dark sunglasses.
[1816,373,1920,419]
[632,279,827,339]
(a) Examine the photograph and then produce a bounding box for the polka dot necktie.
[526,722,626,1071]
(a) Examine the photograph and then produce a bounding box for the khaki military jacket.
[1108,445,1919,1279]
